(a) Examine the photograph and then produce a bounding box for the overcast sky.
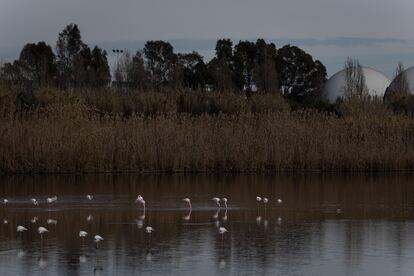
[1,0,414,77]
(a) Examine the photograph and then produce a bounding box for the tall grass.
[0,86,413,173]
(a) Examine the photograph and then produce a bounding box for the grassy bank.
[0,87,414,173]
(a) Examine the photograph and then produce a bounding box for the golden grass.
[0,87,414,173]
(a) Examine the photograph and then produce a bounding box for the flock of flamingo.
[2,194,283,247]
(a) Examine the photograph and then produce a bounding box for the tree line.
[0,23,327,104]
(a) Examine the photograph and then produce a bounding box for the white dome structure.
[387,66,414,95]
[323,67,391,104]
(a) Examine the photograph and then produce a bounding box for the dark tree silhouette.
[233,41,257,92]
[178,52,208,90]
[56,23,84,88]
[254,39,279,93]
[277,45,327,102]
[143,41,176,88]
[18,42,56,87]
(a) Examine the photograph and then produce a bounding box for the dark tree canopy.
[277,45,327,102]
[18,41,56,87]
[0,24,332,108]
[233,41,257,91]
[143,41,176,87]
[56,23,85,88]
[254,39,279,93]
[178,52,208,90]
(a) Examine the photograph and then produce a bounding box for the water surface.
[0,175,414,276]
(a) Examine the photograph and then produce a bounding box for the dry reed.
[0,87,413,173]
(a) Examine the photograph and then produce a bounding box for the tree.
[343,57,367,99]
[0,61,24,83]
[143,41,176,88]
[384,62,413,112]
[233,41,257,91]
[254,39,279,93]
[114,50,149,90]
[56,23,85,88]
[18,42,56,87]
[72,44,92,87]
[89,46,111,88]
[277,45,327,102]
[178,51,208,90]
[207,39,236,91]
[392,62,409,95]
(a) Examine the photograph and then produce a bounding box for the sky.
[1,0,414,77]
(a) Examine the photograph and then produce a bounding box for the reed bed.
[0,87,414,173]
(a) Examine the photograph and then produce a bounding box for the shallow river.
[0,175,414,276]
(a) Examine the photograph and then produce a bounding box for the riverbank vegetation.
[1,24,414,173]
[0,86,413,173]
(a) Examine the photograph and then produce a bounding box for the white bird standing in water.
[47,219,57,225]
[182,198,192,210]
[263,197,268,213]
[94,235,104,248]
[79,231,88,244]
[146,226,155,234]
[135,195,146,210]
[17,226,28,232]
[218,227,228,242]
[3,199,8,204]
[222,198,228,209]
[212,197,220,208]
[31,198,38,206]
[46,196,57,204]
[86,195,93,201]
[38,226,49,242]
[277,198,282,204]
[256,196,262,211]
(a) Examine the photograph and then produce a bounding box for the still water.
[1,175,414,276]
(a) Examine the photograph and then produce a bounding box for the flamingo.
[46,196,57,204]
[31,198,39,206]
[218,227,228,242]
[222,198,228,209]
[94,235,104,248]
[182,198,192,209]
[212,197,220,208]
[256,196,262,212]
[86,195,93,201]
[146,226,155,234]
[17,225,28,233]
[146,226,155,246]
[135,195,146,210]
[38,226,49,243]
[79,230,88,238]
[79,231,88,244]
[263,197,268,213]
[47,219,57,225]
